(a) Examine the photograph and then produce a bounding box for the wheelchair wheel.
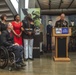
[8,52,16,70]
[0,47,8,69]
[9,52,15,65]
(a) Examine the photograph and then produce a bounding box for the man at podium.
[53,13,71,61]
[55,13,68,27]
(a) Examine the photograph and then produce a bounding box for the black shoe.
[29,58,34,60]
[16,64,21,68]
[40,51,43,55]
[20,62,26,67]
[24,58,28,61]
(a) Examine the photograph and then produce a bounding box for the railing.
[5,0,17,15]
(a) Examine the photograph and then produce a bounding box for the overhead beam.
[37,0,42,9]
[67,0,74,8]
[59,0,63,9]
[41,9,76,15]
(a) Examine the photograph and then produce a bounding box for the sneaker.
[20,62,26,67]
[16,64,21,68]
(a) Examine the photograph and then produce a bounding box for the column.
[18,0,25,20]
[28,0,36,8]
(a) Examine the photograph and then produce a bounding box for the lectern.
[52,27,71,62]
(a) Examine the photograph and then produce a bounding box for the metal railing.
[5,0,17,15]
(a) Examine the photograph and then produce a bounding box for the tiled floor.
[0,52,76,75]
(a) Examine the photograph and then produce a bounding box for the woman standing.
[22,14,35,60]
[0,14,7,32]
[0,14,8,46]
[11,14,23,45]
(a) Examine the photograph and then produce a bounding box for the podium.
[52,27,71,62]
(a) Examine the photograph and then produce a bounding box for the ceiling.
[36,0,76,15]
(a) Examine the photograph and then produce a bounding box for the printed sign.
[62,28,68,34]
[55,28,62,34]
[55,28,69,34]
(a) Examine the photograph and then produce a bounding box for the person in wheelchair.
[1,22,26,68]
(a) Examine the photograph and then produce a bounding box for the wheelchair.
[0,46,16,71]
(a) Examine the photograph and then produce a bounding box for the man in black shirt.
[55,13,68,27]
[46,20,52,52]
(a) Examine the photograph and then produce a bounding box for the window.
[10,0,18,13]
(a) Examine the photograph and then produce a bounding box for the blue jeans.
[11,45,23,63]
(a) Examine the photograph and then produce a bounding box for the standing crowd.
[0,14,35,68]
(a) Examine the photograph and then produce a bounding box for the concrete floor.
[0,52,76,75]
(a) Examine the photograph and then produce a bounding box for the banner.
[22,8,40,27]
